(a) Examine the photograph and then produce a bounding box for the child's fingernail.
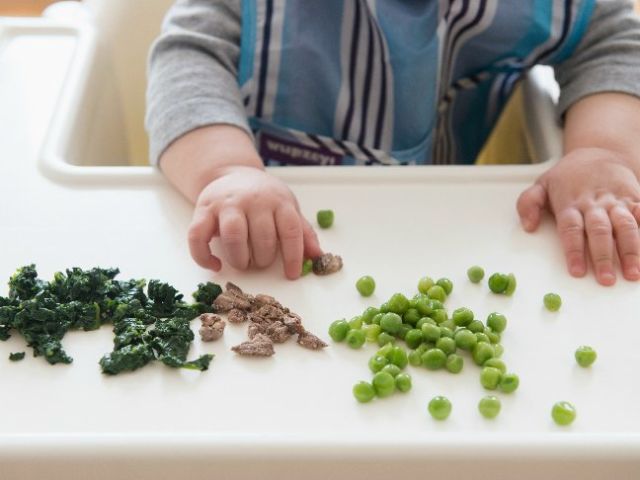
[569,263,585,276]
[627,265,640,278]
[599,269,615,284]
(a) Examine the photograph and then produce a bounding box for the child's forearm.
[159,125,264,203]
[564,92,640,173]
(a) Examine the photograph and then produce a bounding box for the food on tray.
[312,253,343,275]
[198,313,225,342]
[428,396,452,420]
[575,345,597,367]
[467,265,485,283]
[543,292,562,311]
[478,396,501,419]
[316,209,335,229]
[9,352,25,361]
[488,272,517,295]
[551,401,576,426]
[0,265,217,375]
[301,258,313,276]
[356,275,376,297]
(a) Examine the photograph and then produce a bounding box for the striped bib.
[238,0,594,165]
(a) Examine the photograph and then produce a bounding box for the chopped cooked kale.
[1,265,215,375]
[192,282,222,313]
[9,352,25,361]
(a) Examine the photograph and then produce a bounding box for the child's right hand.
[188,166,323,279]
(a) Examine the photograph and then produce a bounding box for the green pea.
[429,300,444,310]
[439,326,454,339]
[475,332,490,344]
[408,349,423,367]
[377,332,396,347]
[380,313,403,334]
[388,346,409,369]
[372,371,396,398]
[436,278,453,295]
[467,320,485,333]
[395,373,412,393]
[494,344,504,358]
[386,293,410,315]
[328,319,350,342]
[472,342,495,365]
[363,324,382,343]
[452,307,474,327]
[439,318,455,331]
[382,364,402,377]
[467,265,485,283]
[484,327,501,344]
[478,396,501,419]
[403,308,421,326]
[427,285,447,302]
[436,337,456,355]
[483,358,507,374]
[413,296,434,316]
[369,355,389,373]
[355,275,376,297]
[431,309,448,324]
[544,293,562,312]
[353,381,376,403]
[504,273,517,296]
[416,317,435,329]
[377,343,394,358]
[379,302,390,313]
[316,209,334,229]
[361,306,380,324]
[551,401,576,426]
[397,324,412,340]
[346,329,366,349]
[301,259,313,276]
[421,348,447,370]
[446,354,464,373]
[417,276,435,295]
[414,344,429,355]
[498,373,520,393]
[488,273,509,294]
[428,396,452,420]
[404,329,424,349]
[454,329,478,351]
[349,316,363,330]
[480,366,502,390]
[486,312,507,333]
[575,345,597,367]
[421,323,441,342]
[371,313,384,325]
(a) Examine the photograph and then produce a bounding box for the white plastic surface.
[1,17,639,480]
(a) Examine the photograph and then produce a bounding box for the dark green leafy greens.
[9,351,25,361]
[0,265,221,375]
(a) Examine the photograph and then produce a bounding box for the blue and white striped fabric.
[238,0,595,166]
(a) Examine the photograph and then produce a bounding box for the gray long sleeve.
[146,0,640,165]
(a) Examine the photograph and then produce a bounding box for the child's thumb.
[516,182,548,232]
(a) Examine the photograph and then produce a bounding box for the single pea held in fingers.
[422,348,447,370]
[301,259,313,276]
[488,273,509,294]
[428,396,452,420]
[544,293,562,312]
[478,396,501,419]
[467,265,485,283]
[446,353,464,374]
[353,381,376,403]
[498,373,520,394]
[575,346,597,367]
[427,285,447,302]
[380,313,403,334]
[372,371,396,398]
[345,329,366,349]
[328,319,350,342]
[436,278,453,295]
[395,373,412,393]
[356,275,376,297]
[417,276,435,295]
[486,312,507,333]
[480,366,502,390]
[452,307,474,327]
[552,401,576,426]
[316,209,335,229]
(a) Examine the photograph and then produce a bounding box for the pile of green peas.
[329,275,521,408]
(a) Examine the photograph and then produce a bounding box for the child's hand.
[188,166,323,279]
[517,147,640,285]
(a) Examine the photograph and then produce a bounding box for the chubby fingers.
[556,208,587,278]
[610,205,640,281]
[247,209,278,269]
[517,182,548,232]
[219,207,251,270]
[275,205,304,280]
[584,208,615,286]
[302,218,323,260]
[188,207,222,271]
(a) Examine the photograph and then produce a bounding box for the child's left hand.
[517,147,640,285]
